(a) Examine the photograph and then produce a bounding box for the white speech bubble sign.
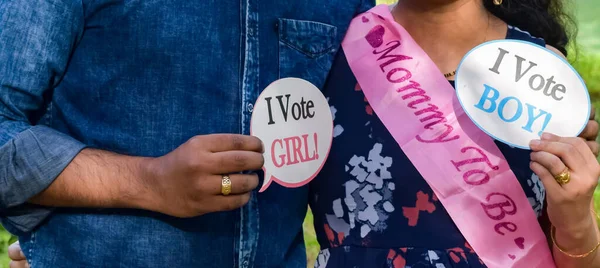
[250,78,333,192]
[455,40,590,149]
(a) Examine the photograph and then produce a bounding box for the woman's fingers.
[582,107,599,157]
[530,134,600,201]
[579,117,598,141]
[537,133,597,168]
[529,161,563,194]
[586,140,599,157]
[530,135,587,172]
[530,151,566,177]
[529,151,573,192]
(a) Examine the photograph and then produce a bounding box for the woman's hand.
[579,107,599,156]
[529,133,600,236]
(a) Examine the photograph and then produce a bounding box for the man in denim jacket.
[0,1,373,267]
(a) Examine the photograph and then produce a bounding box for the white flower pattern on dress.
[329,99,344,138]
[314,248,330,268]
[326,143,395,238]
[527,173,546,217]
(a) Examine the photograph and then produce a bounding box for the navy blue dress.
[309,26,548,268]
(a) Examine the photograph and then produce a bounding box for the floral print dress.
[309,26,548,268]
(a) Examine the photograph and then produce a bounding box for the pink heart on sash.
[365,25,385,48]
[514,237,525,249]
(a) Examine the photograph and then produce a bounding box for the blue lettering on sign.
[474,84,552,136]
[497,96,522,122]
[474,84,499,113]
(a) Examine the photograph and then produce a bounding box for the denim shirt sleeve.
[0,1,85,233]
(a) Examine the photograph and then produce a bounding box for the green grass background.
[1,1,598,267]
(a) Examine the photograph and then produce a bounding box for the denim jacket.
[0,1,373,267]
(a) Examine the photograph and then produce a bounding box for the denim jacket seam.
[278,39,335,59]
[28,232,36,268]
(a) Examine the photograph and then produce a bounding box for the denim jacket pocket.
[277,18,338,90]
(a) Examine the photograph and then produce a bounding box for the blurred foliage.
[0,226,17,268]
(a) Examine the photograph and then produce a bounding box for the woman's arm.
[530,133,600,268]
[552,200,600,267]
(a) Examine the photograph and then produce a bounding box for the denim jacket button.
[247,103,254,112]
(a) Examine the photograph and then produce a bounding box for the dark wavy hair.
[483,0,577,56]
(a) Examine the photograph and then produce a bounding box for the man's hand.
[8,242,28,268]
[30,134,264,218]
[579,107,599,156]
[140,134,264,217]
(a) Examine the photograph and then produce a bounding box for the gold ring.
[221,175,232,196]
[554,167,571,185]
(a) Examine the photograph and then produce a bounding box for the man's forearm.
[30,148,154,211]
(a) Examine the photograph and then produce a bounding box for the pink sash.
[342,5,555,268]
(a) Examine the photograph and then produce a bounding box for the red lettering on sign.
[270,133,318,167]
